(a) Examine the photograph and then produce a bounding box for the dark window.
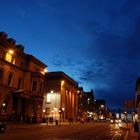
[0,52,5,59]
[32,81,38,91]
[8,72,13,86]
[20,62,25,69]
[0,69,3,80]
[18,78,22,89]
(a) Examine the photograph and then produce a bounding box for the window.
[0,52,5,59]
[0,69,3,81]
[8,72,13,86]
[18,78,22,89]
[46,108,50,115]
[46,93,51,102]
[32,81,38,91]
[39,82,43,92]
[11,57,16,64]
[20,62,25,69]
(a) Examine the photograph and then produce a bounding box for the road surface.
[0,121,129,140]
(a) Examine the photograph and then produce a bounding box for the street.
[0,121,129,140]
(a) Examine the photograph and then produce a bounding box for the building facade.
[0,32,47,123]
[43,72,79,122]
[94,99,107,120]
[135,77,140,135]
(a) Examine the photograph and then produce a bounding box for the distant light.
[101,105,104,108]
[51,90,54,94]
[2,103,6,107]
[77,90,80,93]
[62,108,65,111]
[43,109,46,113]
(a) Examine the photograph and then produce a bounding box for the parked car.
[0,122,6,133]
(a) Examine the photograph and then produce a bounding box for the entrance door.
[12,94,18,121]
[20,98,27,122]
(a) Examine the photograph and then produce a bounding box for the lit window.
[47,93,51,102]
[5,52,12,62]
[5,49,15,63]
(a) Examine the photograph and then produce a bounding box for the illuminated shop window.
[47,93,51,102]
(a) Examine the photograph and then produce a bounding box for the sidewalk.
[129,128,139,140]
[120,123,139,140]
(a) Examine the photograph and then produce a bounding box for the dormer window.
[5,49,15,64]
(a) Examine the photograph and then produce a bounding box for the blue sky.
[1,0,140,109]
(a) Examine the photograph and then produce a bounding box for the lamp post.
[62,107,65,122]
[124,110,128,126]
[59,108,62,123]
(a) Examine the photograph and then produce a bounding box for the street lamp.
[8,49,14,54]
[61,80,64,86]
[59,108,62,123]
[124,111,128,126]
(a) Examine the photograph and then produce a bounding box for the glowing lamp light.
[61,80,64,86]
[50,90,54,94]
[44,68,47,73]
[8,49,14,54]
[62,108,65,111]
[77,90,80,93]
[2,103,6,107]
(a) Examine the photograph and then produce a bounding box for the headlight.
[118,119,121,123]
[118,123,122,127]
[110,119,114,123]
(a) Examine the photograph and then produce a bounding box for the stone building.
[0,32,47,123]
[43,72,79,122]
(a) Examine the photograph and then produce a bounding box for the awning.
[13,89,30,99]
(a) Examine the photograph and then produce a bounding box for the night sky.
[1,0,140,109]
